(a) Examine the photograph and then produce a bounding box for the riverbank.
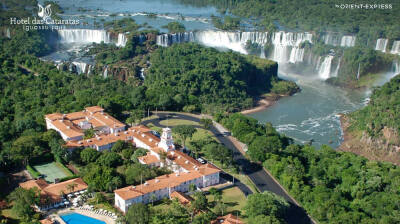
[339,115,400,166]
[241,94,282,115]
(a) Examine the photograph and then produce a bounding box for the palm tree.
[209,187,219,202]
[159,151,168,168]
[190,141,202,159]
[66,183,77,193]
[150,194,157,206]
[189,183,196,194]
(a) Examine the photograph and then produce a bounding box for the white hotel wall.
[45,119,83,141]
[115,171,220,212]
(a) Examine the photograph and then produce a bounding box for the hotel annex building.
[45,106,220,213]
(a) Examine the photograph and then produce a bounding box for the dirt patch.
[339,115,400,166]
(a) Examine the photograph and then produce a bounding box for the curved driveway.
[143,112,313,224]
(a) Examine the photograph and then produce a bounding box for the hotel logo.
[38,4,52,20]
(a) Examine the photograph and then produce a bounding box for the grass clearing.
[141,115,159,122]
[33,162,72,182]
[159,119,199,126]
[207,186,247,219]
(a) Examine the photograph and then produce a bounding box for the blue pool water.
[60,213,106,224]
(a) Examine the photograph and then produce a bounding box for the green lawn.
[33,162,72,182]
[159,119,200,126]
[207,186,247,219]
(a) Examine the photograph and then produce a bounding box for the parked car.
[197,158,206,164]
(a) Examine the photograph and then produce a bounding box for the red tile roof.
[138,153,160,165]
[115,163,219,200]
[40,219,54,224]
[211,214,244,224]
[19,178,88,204]
[170,191,192,205]
[65,127,160,148]
[45,106,125,139]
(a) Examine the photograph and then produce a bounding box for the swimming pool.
[60,212,106,224]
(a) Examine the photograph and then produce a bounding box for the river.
[42,0,398,149]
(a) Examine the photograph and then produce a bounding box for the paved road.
[143,112,313,224]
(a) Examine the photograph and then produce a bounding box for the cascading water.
[323,33,341,46]
[318,55,334,80]
[194,30,251,54]
[270,31,312,63]
[116,33,127,47]
[140,68,145,79]
[375,38,388,52]
[103,66,108,78]
[260,46,266,59]
[87,65,93,75]
[332,57,341,77]
[156,30,310,61]
[391,41,400,55]
[57,29,111,44]
[72,62,88,74]
[394,61,400,75]
[289,47,304,64]
[340,36,356,47]
[156,32,195,47]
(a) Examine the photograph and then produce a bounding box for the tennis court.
[33,162,70,182]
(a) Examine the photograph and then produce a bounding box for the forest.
[216,113,400,223]
[348,75,400,142]
[144,43,297,113]
[179,0,400,41]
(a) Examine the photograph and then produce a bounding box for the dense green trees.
[145,43,293,113]
[327,47,396,86]
[96,152,123,167]
[349,74,400,140]
[244,192,289,223]
[7,188,39,221]
[181,0,400,40]
[162,22,186,33]
[80,148,101,164]
[126,203,151,224]
[211,15,240,30]
[218,113,400,223]
[172,125,196,148]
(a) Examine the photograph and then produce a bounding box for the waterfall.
[270,31,312,63]
[116,33,127,47]
[323,33,341,46]
[194,31,248,54]
[140,68,145,79]
[156,30,312,63]
[260,46,266,59]
[315,56,322,71]
[332,57,341,77]
[103,66,108,78]
[375,38,388,52]
[87,65,93,75]
[271,31,312,46]
[356,63,361,80]
[156,32,195,47]
[390,41,400,55]
[318,55,334,79]
[57,29,111,44]
[394,61,400,74]
[340,36,356,47]
[289,47,304,64]
[72,62,88,74]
